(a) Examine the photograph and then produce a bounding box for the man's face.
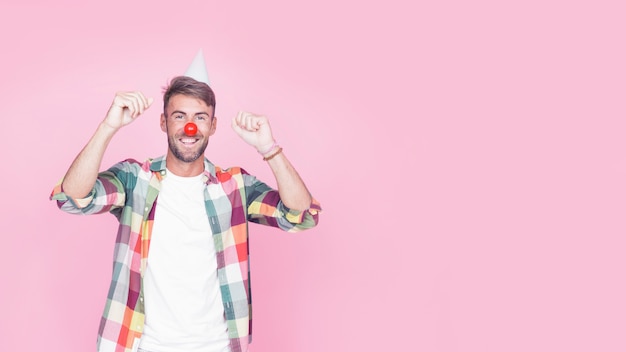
[161,94,216,163]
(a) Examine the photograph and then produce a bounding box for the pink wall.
[2,1,626,351]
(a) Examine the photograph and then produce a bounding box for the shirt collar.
[149,155,218,184]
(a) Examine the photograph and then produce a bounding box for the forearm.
[62,122,119,199]
[230,112,314,211]
[265,150,312,211]
[58,91,150,200]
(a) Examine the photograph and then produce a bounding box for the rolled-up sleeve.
[242,171,321,232]
[50,163,130,216]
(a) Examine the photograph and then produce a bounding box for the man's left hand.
[231,111,276,153]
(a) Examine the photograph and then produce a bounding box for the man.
[50,56,321,352]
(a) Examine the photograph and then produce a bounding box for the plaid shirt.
[50,156,321,352]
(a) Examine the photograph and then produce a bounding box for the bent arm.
[231,111,315,211]
[60,91,153,200]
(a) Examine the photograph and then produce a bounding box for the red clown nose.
[184,122,198,136]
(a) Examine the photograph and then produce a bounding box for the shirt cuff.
[49,180,96,209]
[278,197,322,223]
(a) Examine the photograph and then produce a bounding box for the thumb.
[231,117,243,134]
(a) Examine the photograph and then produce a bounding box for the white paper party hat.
[184,50,210,85]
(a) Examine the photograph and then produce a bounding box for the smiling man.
[50,54,321,352]
[162,80,216,172]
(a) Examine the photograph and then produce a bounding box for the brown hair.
[163,76,216,116]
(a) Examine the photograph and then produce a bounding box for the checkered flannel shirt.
[50,156,321,352]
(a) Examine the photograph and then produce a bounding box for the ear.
[160,113,167,132]
[208,116,217,136]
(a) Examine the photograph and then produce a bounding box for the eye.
[196,115,207,121]
[174,114,184,120]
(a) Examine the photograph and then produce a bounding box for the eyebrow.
[170,110,210,116]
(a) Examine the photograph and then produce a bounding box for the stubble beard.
[168,133,209,163]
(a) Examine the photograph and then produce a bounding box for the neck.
[165,153,205,177]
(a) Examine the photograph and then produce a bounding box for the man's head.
[161,76,217,168]
[163,75,216,115]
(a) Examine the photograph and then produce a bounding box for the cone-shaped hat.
[184,50,210,85]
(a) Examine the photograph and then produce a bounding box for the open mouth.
[179,137,199,146]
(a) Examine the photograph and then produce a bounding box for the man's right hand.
[103,91,154,130]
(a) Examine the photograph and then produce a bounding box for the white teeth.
[181,138,197,144]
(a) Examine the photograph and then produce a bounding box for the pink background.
[1,1,626,351]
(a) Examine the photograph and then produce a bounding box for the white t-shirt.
[139,170,230,352]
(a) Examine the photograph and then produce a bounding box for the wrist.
[99,121,121,135]
[257,140,278,155]
[262,147,283,161]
